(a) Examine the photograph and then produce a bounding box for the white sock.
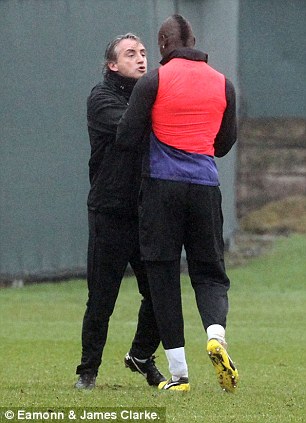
[207,324,226,347]
[165,347,188,380]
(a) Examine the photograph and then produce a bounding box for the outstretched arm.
[116,69,159,150]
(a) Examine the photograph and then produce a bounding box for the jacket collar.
[160,48,208,66]
[105,71,137,97]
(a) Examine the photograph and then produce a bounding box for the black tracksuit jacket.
[86,71,143,216]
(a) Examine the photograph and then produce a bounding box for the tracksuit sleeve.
[116,70,159,150]
[214,78,237,158]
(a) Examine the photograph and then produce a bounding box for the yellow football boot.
[158,377,190,391]
[207,339,239,393]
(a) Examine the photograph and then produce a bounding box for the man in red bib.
[117,15,239,392]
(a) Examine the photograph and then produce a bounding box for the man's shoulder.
[134,68,159,91]
[142,68,159,81]
[88,81,114,99]
[87,81,119,110]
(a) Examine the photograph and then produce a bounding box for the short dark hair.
[172,14,192,47]
[103,33,143,76]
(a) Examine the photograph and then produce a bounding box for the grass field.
[1,234,305,422]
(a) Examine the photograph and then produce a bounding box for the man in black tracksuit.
[75,34,165,389]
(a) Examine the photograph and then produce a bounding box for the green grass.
[1,235,306,422]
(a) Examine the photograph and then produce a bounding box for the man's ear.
[162,34,169,49]
[108,62,118,72]
[187,36,196,48]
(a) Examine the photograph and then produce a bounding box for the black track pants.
[76,211,160,376]
[145,259,229,350]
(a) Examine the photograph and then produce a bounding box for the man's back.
[152,57,226,155]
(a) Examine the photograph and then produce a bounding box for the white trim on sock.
[207,324,226,345]
[165,347,188,379]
